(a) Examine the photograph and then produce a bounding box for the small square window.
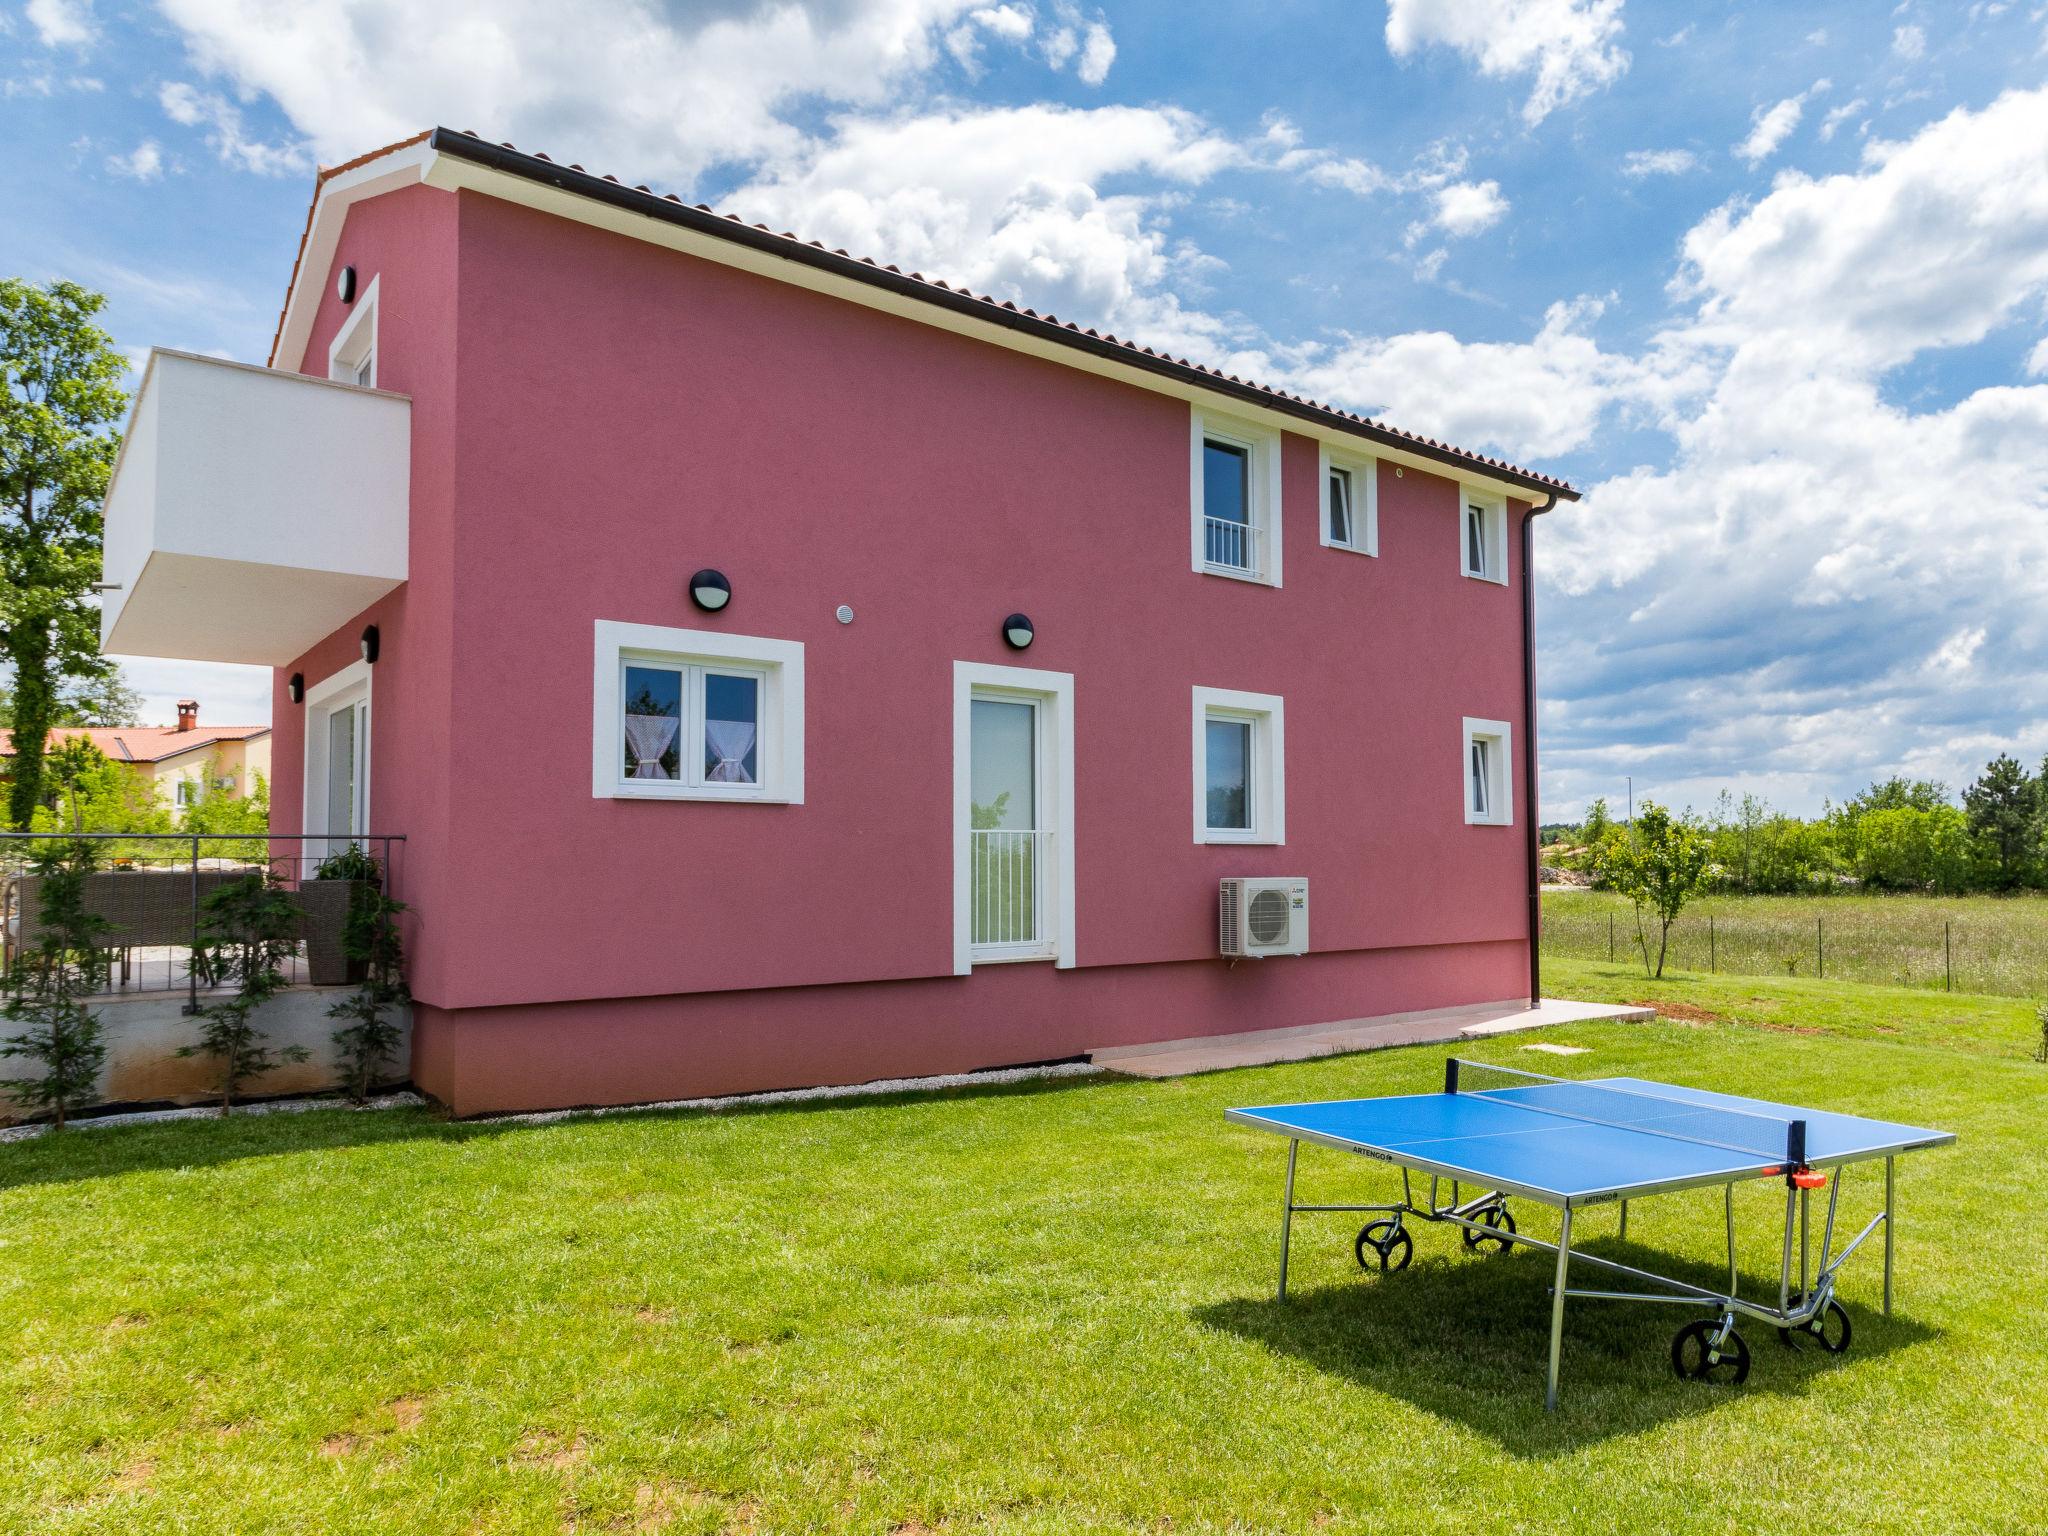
[1462,717,1513,826]
[1461,489,1507,583]
[596,622,803,803]
[1193,687,1285,844]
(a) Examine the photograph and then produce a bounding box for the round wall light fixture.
[359,624,381,664]
[1001,612,1035,650]
[337,265,358,304]
[690,568,732,612]
[287,672,305,705]
[835,604,855,625]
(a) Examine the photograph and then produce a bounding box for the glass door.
[969,694,1048,957]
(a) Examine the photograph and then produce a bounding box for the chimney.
[175,699,199,732]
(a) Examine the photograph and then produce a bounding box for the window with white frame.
[592,621,804,803]
[954,660,1076,973]
[1320,445,1377,556]
[174,777,198,807]
[328,273,379,389]
[1193,686,1285,844]
[1460,488,1507,583]
[1462,717,1513,826]
[1191,408,1283,585]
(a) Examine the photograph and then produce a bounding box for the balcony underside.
[106,551,404,666]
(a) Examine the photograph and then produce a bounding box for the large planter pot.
[299,879,372,986]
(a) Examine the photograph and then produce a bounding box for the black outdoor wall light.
[1002,613,1035,650]
[359,624,381,664]
[690,568,733,612]
[337,264,358,304]
[287,673,305,704]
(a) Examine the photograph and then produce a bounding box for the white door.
[305,668,371,859]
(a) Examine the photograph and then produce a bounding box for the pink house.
[100,129,1580,1116]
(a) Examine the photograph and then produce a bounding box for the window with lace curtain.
[593,621,804,803]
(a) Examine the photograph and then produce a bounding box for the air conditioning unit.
[1219,877,1309,958]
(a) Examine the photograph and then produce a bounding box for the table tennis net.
[1451,1060,1803,1166]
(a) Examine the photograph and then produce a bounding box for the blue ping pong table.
[1227,1058,1955,1409]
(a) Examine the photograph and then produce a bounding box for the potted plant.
[301,843,380,987]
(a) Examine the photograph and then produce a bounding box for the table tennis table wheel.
[1671,1319,1751,1385]
[1777,1298,1851,1355]
[1355,1219,1413,1274]
[1460,1204,1516,1252]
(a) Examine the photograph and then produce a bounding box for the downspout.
[1521,491,1560,1006]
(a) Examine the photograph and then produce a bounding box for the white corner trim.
[1189,406,1284,588]
[1462,716,1514,826]
[952,659,1077,975]
[1192,685,1286,846]
[327,274,380,386]
[592,619,805,804]
[1318,443,1378,556]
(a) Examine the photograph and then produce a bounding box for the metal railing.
[2,832,404,1011]
[970,828,1047,952]
[1203,516,1261,575]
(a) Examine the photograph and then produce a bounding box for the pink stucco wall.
[279,184,1535,1114]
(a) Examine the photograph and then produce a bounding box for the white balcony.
[100,349,409,665]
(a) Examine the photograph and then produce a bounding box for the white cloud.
[1430,178,1509,237]
[1621,148,1698,177]
[1736,95,1805,164]
[1892,24,1926,59]
[106,139,165,181]
[1818,99,1866,141]
[945,4,1035,76]
[1076,20,1116,84]
[1385,0,1629,125]
[2027,336,2048,376]
[158,81,311,176]
[25,0,93,49]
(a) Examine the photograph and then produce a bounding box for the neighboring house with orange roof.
[0,700,270,811]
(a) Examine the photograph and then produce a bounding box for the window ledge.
[1200,563,1277,586]
[969,949,1058,966]
[1324,542,1377,558]
[603,784,796,804]
[1198,831,1284,846]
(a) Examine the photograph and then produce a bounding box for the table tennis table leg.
[1277,1139,1299,1300]
[1619,1199,1628,1241]
[1725,1183,1737,1300]
[1800,1186,1810,1299]
[1546,1206,1574,1412]
[1884,1155,1895,1318]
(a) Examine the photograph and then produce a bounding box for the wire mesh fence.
[1541,897,2047,999]
[2,833,403,1007]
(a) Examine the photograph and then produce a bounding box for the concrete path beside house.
[1088,997,1656,1079]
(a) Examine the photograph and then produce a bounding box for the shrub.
[0,838,110,1127]
[179,871,308,1113]
[327,887,410,1102]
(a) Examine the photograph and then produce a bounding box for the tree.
[179,872,309,1113]
[1598,801,1713,978]
[1580,796,1612,846]
[1,837,110,1127]
[25,735,173,848]
[1963,755,2041,889]
[1,279,129,830]
[327,887,410,1102]
[0,665,141,729]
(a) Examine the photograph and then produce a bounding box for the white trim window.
[1460,487,1507,584]
[1193,686,1285,845]
[1190,407,1284,586]
[1462,717,1514,826]
[954,661,1076,973]
[592,621,804,803]
[327,274,380,388]
[303,658,372,858]
[1319,446,1377,556]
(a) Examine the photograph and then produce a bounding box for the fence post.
[1944,921,1952,993]
[187,833,201,1015]
[1817,914,1824,981]
[1608,912,1615,963]
[1709,915,1716,974]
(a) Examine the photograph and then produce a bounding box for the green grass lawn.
[1542,888,2048,998]
[5,977,2046,1533]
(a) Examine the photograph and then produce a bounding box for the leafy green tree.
[1598,801,1714,978]
[1963,755,2042,889]
[1,280,128,830]
[1,837,110,1127]
[1854,805,1977,893]
[180,872,309,1113]
[25,735,173,850]
[1580,796,1612,846]
[177,755,270,861]
[0,666,141,729]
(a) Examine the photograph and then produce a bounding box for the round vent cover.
[1247,888,1291,945]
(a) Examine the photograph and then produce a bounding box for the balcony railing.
[2,833,404,1009]
[1203,515,1261,575]
[970,828,1048,954]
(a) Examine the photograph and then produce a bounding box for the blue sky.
[5,0,2046,817]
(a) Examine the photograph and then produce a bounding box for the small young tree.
[1598,801,1713,979]
[179,871,308,1113]
[327,887,409,1102]
[1,837,110,1127]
